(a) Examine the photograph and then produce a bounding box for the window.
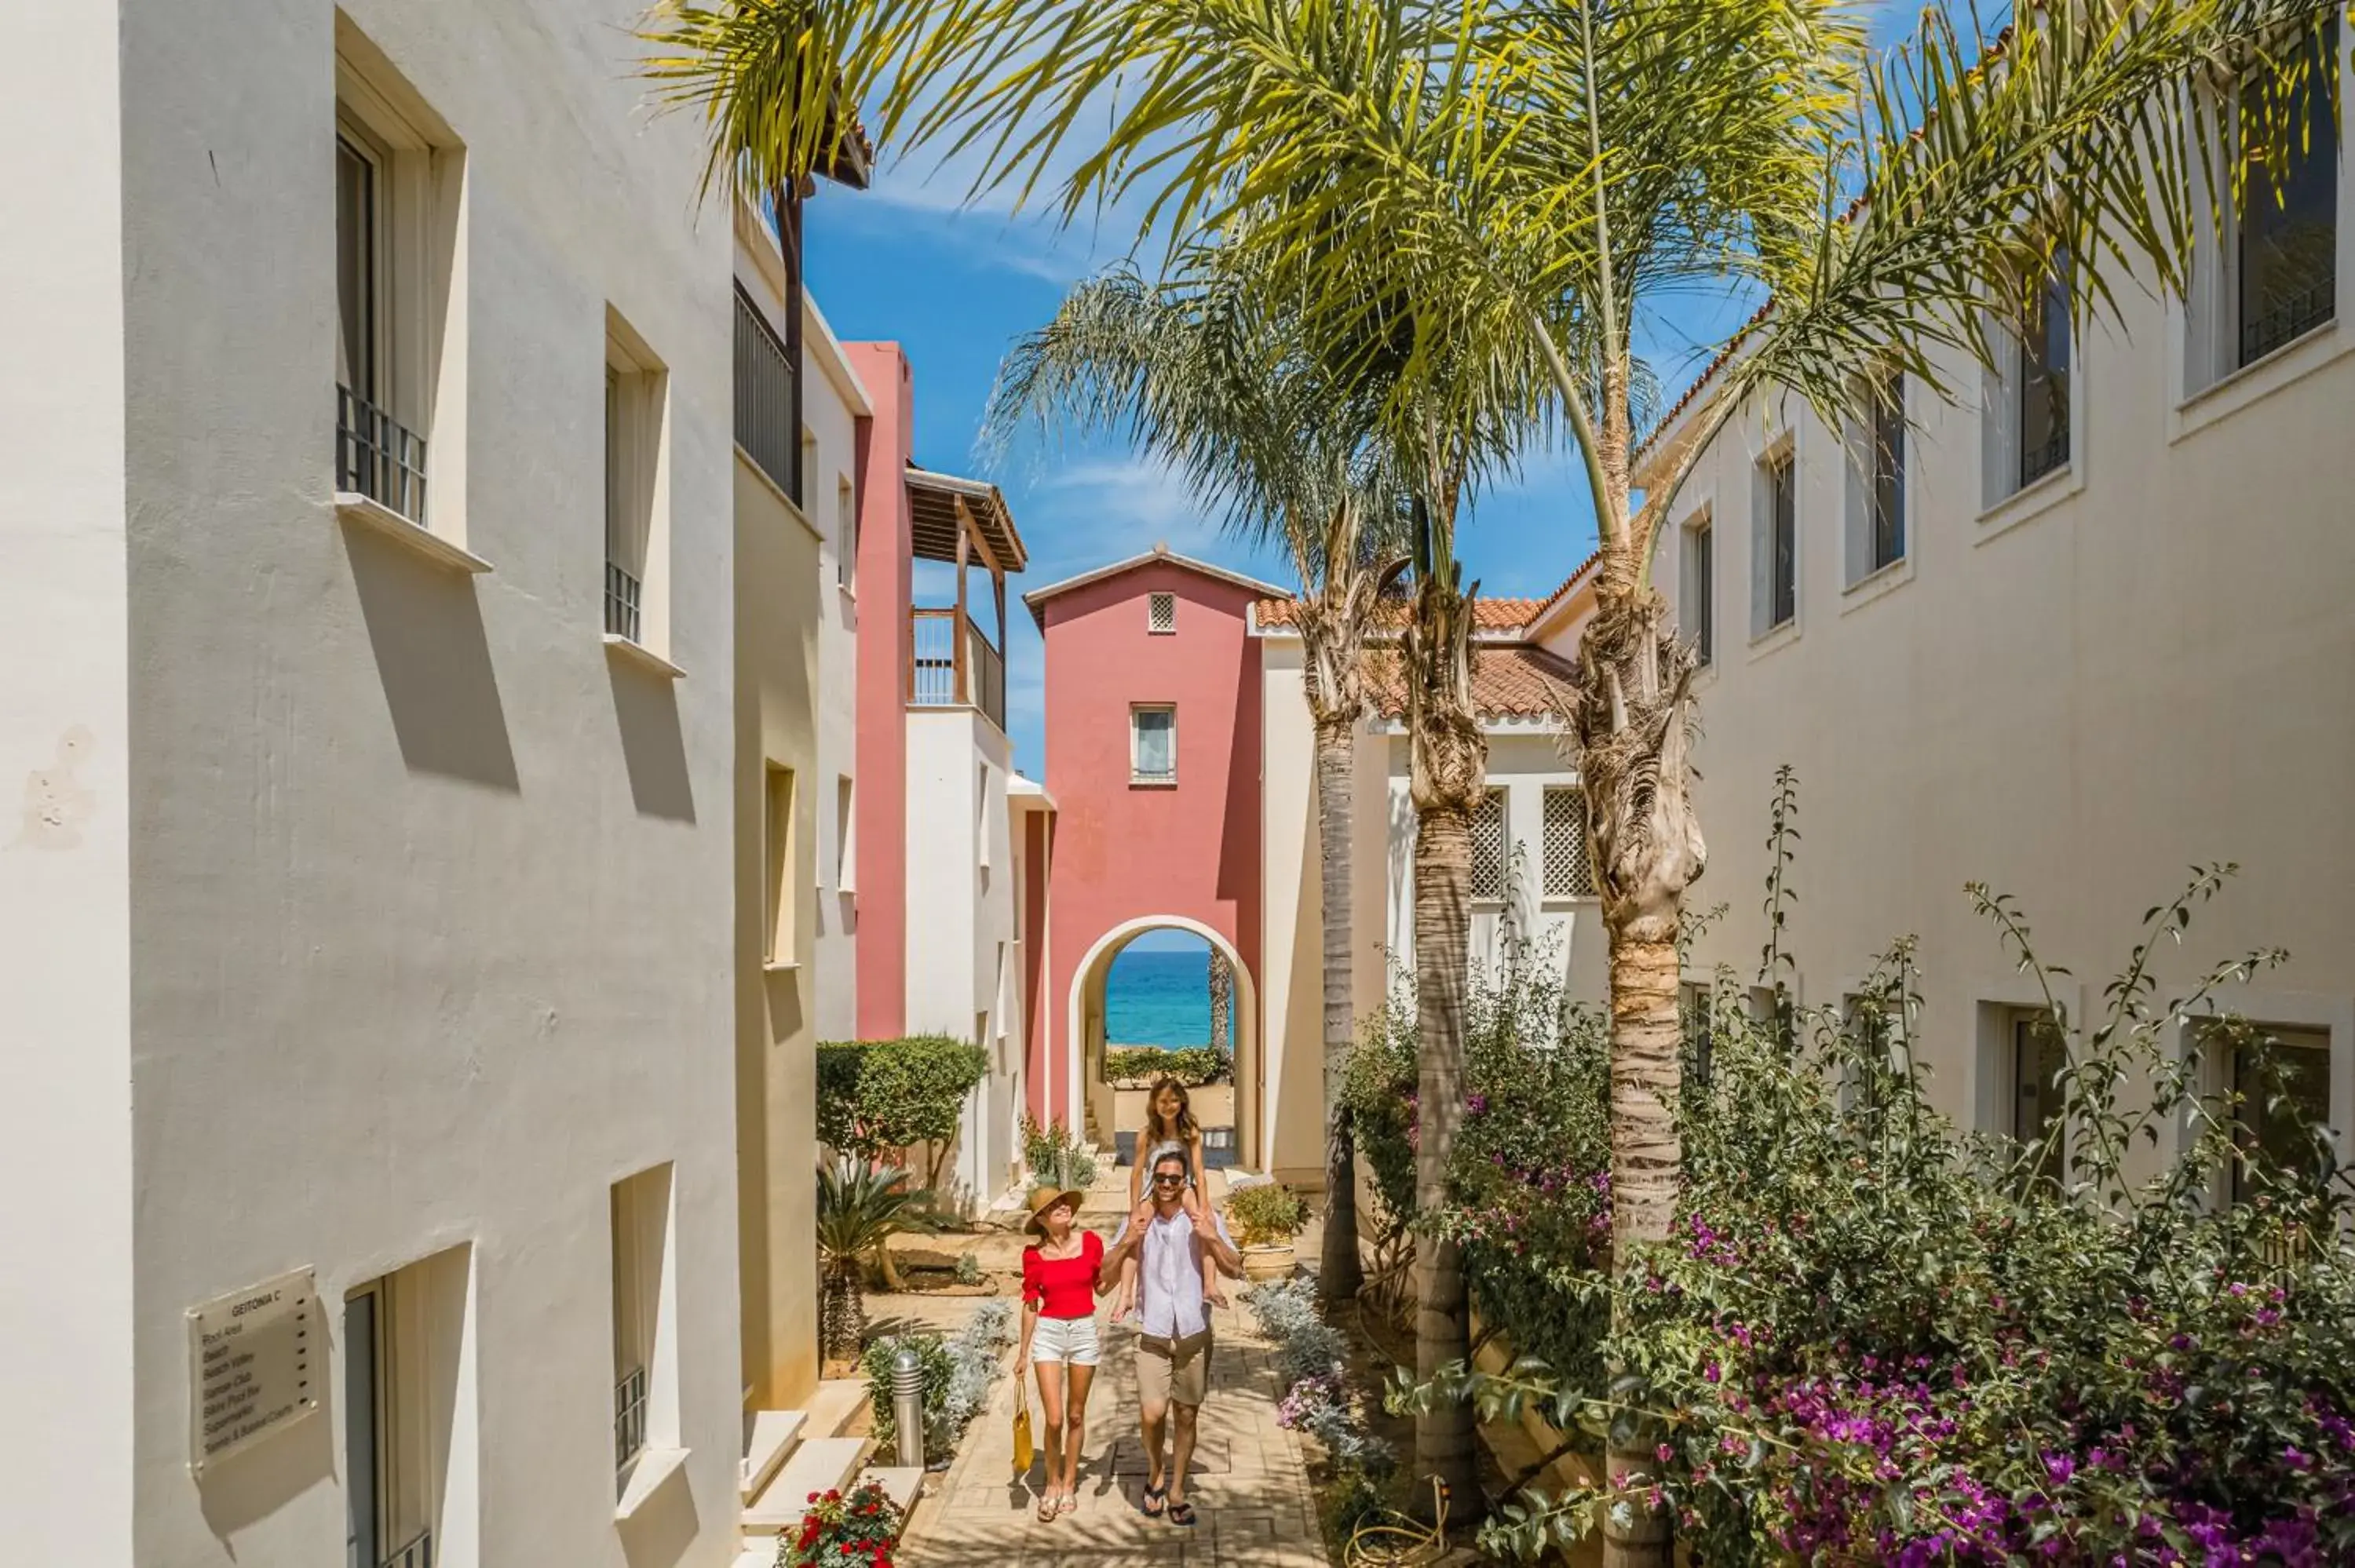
[604,315,666,648]
[1148,593,1177,635]
[1131,705,1176,784]
[977,763,991,870]
[1681,983,1716,1088]
[1541,786,1596,899]
[345,1247,468,1568]
[801,428,820,512]
[1470,788,1507,903]
[1754,446,1797,635]
[1681,516,1714,665]
[1845,370,1905,582]
[2236,21,2339,368]
[837,476,857,589]
[2019,268,2072,486]
[332,29,459,529]
[2222,1024,2333,1205]
[2008,1008,2068,1189]
[765,764,795,964]
[611,1164,677,1493]
[834,775,856,892]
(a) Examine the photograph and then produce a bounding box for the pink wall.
[1022,808,1053,1122]
[1039,560,1264,1129]
[848,343,912,1041]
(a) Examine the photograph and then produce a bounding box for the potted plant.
[1224,1181,1309,1281]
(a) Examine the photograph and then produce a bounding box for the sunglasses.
[1152,1172,1187,1187]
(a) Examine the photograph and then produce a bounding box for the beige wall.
[804,294,868,1045]
[1645,225,2355,1172]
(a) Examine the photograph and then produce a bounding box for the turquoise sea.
[1104,948,1213,1047]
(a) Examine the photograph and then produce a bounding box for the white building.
[808,304,868,1048]
[3,5,754,1565]
[1638,40,2354,1179]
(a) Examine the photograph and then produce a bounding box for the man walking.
[1100,1141,1241,1528]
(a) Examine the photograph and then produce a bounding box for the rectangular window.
[2227,1025,2332,1205]
[1682,517,1714,665]
[2236,21,2339,368]
[837,476,857,589]
[1868,372,1905,572]
[1541,786,1596,899]
[977,763,991,870]
[604,322,666,648]
[345,1248,466,1568]
[1755,447,1797,634]
[1148,593,1177,634]
[334,118,426,521]
[765,764,794,963]
[1131,705,1176,784]
[2010,1008,2068,1189]
[1470,788,1508,903]
[611,1164,676,1490]
[1681,982,1716,1087]
[834,775,856,892]
[2020,268,2072,487]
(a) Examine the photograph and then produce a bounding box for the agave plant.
[816,1158,930,1358]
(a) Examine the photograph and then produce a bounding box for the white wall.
[806,296,867,1045]
[0,4,133,1563]
[101,2,743,1564]
[1645,191,2355,1171]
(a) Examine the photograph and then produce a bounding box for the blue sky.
[801,3,1912,779]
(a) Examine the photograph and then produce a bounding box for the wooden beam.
[953,494,1006,579]
[954,520,970,706]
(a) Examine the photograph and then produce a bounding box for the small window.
[1844,369,1905,581]
[1681,516,1714,665]
[834,775,856,892]
[1131,705,1176,784]
[1470,788,1507,903]
[2236,20,2339,369]
[1754,446,1797,635]
[1541,786,1595,899]
[1148,593,1177,635]
[611,1164,676,1490]
[765,764,795,963]
[2008,1008,2068,1189]
[2019,268,2072,486]
[977,762,991,870]
[604,319,666,648]
[2224,1024,2333,1206]
[837,476,857,589]
[345,1246,467,1568]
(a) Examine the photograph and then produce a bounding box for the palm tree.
[978,259,1411,1306]
[646,0,2340,1553]
[815,1159,928,1358]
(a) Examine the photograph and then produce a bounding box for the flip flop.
[1037,1491,1059,1522]
[1167,1501,1198,1528]
[1139,1483,1167,1518]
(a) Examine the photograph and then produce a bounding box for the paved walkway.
[901,1305,1330,1568]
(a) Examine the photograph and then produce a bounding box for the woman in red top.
[1014,1186,1104,1521]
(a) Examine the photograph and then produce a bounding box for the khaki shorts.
[1135,1329,1213,1409]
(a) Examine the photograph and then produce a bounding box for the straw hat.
[1024,1186,1087,1238]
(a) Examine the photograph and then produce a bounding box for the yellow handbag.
[1011,1380,1035,1476]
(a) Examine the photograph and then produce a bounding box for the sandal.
[1038,1491,1059,1522]
[1167,1500,1198,1528]
[1057,1492,1079,1518]
[1140,1482,1167,1518]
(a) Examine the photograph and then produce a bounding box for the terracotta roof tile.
[1363,643,1579,723]
[1255,595,1547,633]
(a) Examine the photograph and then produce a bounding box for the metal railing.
[336,384,428,521]
[967,617,1005,731]
[615,1366,648,1473]
[605,561,643,644]
[733,285,799,501]
[379,1530,433,1568]
[907,608,1009,731]
[2240,277,2335,366]
[2021,429,2070,487]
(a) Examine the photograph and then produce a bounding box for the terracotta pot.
[1240,1242,1297,1282]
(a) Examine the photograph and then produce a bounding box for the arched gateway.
[1064,915,1261,1169]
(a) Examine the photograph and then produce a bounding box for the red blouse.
[1021,1230,1104,1319]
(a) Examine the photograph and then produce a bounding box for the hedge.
[816,1035,989,1186]
[1101,1045,1232,1087]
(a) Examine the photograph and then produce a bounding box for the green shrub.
[1019,1114,1100,1190]
[1101,1045,1230,1087]
[1226,1181,1309,1246]
[816,1035,988,1185]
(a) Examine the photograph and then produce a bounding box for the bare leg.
[1168,1402,1200,1511]
[1035,1359,1067,1508]
[1062,1362,1095,1504]
[1139,1392,1169,1505]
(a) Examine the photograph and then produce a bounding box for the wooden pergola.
[905,465,1027,727]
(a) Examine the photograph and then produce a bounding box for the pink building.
[1026,547,1287,1169]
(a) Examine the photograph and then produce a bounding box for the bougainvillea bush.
[781,1479,904,1568]
[1359,870,2355,1565]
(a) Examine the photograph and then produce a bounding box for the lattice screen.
[1148,592,1177,634]
[1543,786,1597,898]
[1470,789,1507,901]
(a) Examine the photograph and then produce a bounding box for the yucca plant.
[816,1158,930,1359]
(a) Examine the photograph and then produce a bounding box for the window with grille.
[1542,786,1596,899]
[1148,593,1177,634]
[2234,20,2339,370]
[1470,789,1507,902]
[1132,706,1177,783]
[1754,446,1797,635]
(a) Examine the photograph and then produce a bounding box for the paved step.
[744,1436,874,1533]
[859,1464,925,1512]
[807,1378,867,1438]
[734,1544,777,1568]
[740,1409,808,1502]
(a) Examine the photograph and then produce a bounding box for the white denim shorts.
[1031,1313,1102,1366]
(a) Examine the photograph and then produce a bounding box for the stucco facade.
[2,5,750,1565]
[808,303,870,1047]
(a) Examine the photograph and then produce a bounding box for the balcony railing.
[379,1530,433,1568]
[605,561,643,643]
[909,607,1007,731]
[336,384,428,521]
[2020,429,2069,488]
[2240,277,2335,366]
[615,1366,648,1474]
[733,285,800,502]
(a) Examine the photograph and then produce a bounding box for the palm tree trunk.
[1411,797,1479,1514]
[1315,716,1366,1300]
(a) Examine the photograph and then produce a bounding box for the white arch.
[1063,914,1262,1169]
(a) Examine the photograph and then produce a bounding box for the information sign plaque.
[188,1267,319,1472]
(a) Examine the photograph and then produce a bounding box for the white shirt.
[1112,1205,1233,1341]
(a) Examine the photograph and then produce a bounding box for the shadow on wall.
[609,658,695,823]
[345,520,519,791]
[193,1295,336,1548]
[617,1457,700,1568]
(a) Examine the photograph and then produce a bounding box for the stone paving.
[900,1304,1330,1568]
